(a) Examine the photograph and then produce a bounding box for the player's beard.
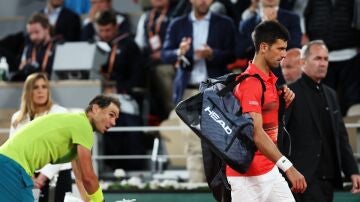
[89,117,100,133]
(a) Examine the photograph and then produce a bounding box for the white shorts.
[227,166,295,202]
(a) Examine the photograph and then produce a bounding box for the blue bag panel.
[201,85,256,173]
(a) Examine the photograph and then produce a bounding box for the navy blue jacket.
[237,9,301,59]
[161,12,236,103]
[40,7,82,42]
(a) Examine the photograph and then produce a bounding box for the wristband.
[276,156,293,172]
[87,187,104,202]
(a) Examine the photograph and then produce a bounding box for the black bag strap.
[218,74,266,106]
[210,160,231,191]
[277,84,292,156]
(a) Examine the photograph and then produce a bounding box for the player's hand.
[282,85,295,108]
[351,174,360,194]
[285,166,307,193]
[33,173,49,189]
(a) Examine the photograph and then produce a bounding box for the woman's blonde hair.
[13,73,53,126]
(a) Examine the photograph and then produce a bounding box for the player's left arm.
[76,144,104,201]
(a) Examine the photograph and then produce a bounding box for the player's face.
[92,103,119,134]
[264,39,287,69]
[32,78,49,107]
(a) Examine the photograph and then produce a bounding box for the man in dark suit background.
[238,0,301,59]
[304,0,360,116]
[161,0,237,104]
[135,0,176,121]
[280,40,360,201]
[13,13,57,81]
[237,0,301,85]
[41,0,82,41]
[161,0,237,182]
[81,0,130,41]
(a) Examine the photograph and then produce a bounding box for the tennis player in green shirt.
[0,94,120,202]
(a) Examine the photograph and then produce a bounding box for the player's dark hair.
[85,94,120,113]
[252,20,290,53]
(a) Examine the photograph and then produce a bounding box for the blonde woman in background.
[9,72,72,202]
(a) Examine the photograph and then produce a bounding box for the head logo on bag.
[204,106,232,135]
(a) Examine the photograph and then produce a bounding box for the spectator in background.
[9,73,71,202]
[169,0,250,22]
[241,0,259,21]
[13,14,56,81]
[280,40,360,201]
[40,0,82,41]
[216,0,251,24]
[304,0,360,115]
[135,0,176,121]
[81,0,131,41]
[162,0,237,104]
[280,48,302,84]
[0,32,26,76]
[279,0,309,45]
[64,0,91,15]
[169,0,192,17]
[95,10,143,98]
[237,0,301,85]
[162,0,237,182]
